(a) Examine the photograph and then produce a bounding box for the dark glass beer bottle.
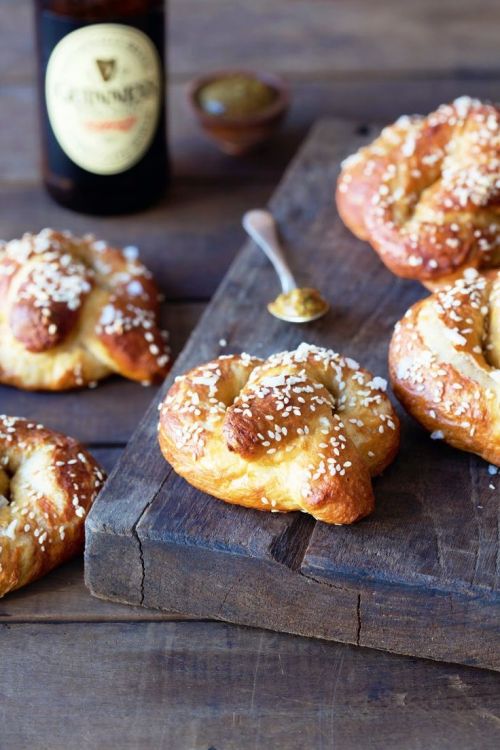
[35,0,169,215]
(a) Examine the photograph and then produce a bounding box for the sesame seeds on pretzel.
[0,228,170,390]
[159,343,399,525]
[389,269,500,464]
[336,97,500,287]
[0,416,105,597]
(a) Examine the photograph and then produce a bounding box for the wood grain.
[0,416,186,623]
[0,303,205,444]
[1,621,499,750]
[2,79,499,184]
[0,183,272,298]
[0,447,200,622]
[0,558,194,623]
[86,119,500,670]
[2,0,500,85]
[2,2,500,745]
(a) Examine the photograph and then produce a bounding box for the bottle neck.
[37,1,164,22]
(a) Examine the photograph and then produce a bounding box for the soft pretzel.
[0,416,105,597]
[389,269,500,464]
[0,228,170,390]
[336,97,500,288]
[158,343,400,524]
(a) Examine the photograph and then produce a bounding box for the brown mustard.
[198,74,277,118]
[268,288,328,320]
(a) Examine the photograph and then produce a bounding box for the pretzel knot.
[159,344,400,524]
[389,269,500,465]
[0,228,170,390]
[336,97,500,287]
[0,416,105,597]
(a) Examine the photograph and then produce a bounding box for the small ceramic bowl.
[188,70,289,156]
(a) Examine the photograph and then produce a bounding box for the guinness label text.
[45,23,162,175]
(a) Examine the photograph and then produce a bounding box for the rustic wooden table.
[1,2,499,748]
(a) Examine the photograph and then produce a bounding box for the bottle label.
[45,23,161,175]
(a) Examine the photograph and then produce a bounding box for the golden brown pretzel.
[389,269,500,465]
[159,343,400,524]
[0,228,170,390]
[0,416,105,597]
[336,97,500,288]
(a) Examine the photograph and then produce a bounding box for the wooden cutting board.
[85,119,499,671]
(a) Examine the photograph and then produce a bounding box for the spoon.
[242,209,329,323]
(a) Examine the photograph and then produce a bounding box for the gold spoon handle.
[242,209,298,294]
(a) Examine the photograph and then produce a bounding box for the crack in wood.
[131,469,174,605]
[215,575,246,619]
[136,536,146,607]
[356,593,362,646]
[297,567,362,644]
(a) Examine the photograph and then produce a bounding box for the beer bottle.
[35,1,169,215]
